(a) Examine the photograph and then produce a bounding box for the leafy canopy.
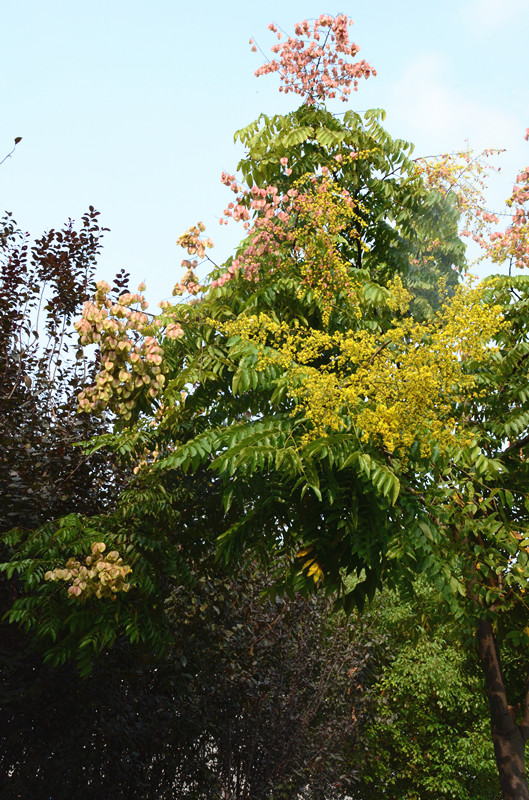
[3,14,529,667]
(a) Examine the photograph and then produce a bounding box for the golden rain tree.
[4,14,529,800]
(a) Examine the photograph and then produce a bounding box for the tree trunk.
[478,618,529,800]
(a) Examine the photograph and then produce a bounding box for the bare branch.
[0,137,22,167]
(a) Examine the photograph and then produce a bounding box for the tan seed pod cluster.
[45,542,132,600]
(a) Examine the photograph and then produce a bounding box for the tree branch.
[0,137,22,167]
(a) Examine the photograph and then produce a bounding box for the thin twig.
[0,138,22,167]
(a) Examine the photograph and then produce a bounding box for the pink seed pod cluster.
[253,14,376,104]
[75,281,168,420]
[476,138,529,271]
[414,145,529,271]
[44,542,132,600]
[212,164,360,292]
[213,178,298,288]
[415,147,502,225]
[219,173,252,225]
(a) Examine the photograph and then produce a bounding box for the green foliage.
[353,584,500,800]
[82,110,473,618]
[1,466,241,673]
[234,103,464,315]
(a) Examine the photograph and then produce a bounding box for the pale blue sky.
[1,0,528,301]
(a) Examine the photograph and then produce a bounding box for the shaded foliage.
[0,208,133,665]
[0,208,129,530]
[1,558,373,800]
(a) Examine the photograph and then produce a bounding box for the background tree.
[0,207,134,795]
[352,582,499,800]
[0,207,129,530]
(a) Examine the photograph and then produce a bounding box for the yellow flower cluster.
[44,542,132,600]
[292,171,367,318]
[225,280,504,455]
